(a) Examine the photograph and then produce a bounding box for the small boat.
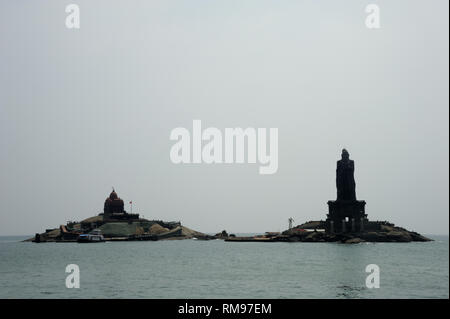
[77,229,105,243]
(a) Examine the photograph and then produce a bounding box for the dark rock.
[294,221,325,230]
[304,231,324,242]
[273,221,432,243]
[385,230,412,242]
[195,234,216,240]
[214,230,229,239]
[287,236,300,242]
[410,232,432,242]
[344,238,365,244]
[360,231,387,242]
[33,233,41,243]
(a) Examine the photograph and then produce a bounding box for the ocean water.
[0,235,448,299]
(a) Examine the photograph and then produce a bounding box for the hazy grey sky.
[0,0,448,235]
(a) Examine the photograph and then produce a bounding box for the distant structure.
[103,189,139,221]
[288,218,294,230]
[325,149,367,233]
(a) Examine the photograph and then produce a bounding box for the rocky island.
[27,189,212,242]
[226,149,432,243]
[28,150,432,244]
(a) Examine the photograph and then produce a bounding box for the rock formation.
[226,149,432,243]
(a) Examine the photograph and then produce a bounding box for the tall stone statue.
[326,149,367,233]
[336,149,356,201]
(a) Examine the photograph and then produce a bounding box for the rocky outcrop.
[344,238,365,244]
[226,221,433,244]
[214,230,229,239]
[25,217,206,242]
[148,223,170,235]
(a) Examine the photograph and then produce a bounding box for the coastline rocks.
[409,231,431,242]
[148,223,170,235]
[344,238,365,244]
[27,214,433,244]
[253,220,433,244]
[26,217,208,242]
[385,231,412,242]
[99,222,143,237]
[214,230,229,239]
[304,231,325,242]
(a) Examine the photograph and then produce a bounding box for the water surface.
[0,235,448,298]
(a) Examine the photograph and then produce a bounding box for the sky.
[0,0,448,235]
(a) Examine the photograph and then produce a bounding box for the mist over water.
[0,236,448,298]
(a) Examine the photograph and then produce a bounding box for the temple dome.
[104,189,124,217]
[109,190,118,200]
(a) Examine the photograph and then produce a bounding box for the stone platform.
[325,200,367,233]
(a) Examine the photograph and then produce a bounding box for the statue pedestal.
[326,200,367,233]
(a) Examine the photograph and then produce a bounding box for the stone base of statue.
[325,200,368,233]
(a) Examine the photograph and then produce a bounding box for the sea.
[0,235,448,299]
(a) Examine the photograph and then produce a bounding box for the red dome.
[109,190,118,200]
[104,190,124,216]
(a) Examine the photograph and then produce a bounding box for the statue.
[336,149,356,201]
[326,149,367,233]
